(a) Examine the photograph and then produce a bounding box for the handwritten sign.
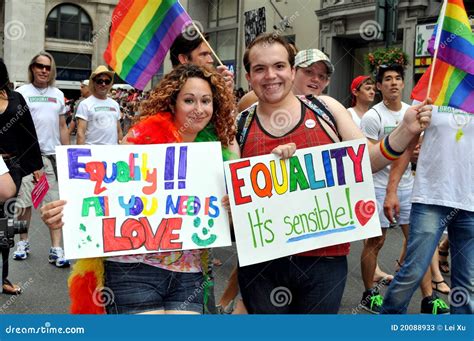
[56,143,231,259]
[224,139,381,266]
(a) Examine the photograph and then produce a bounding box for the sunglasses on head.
[378,63,402,69]
[33,62,51,71]
[94,78,112,85]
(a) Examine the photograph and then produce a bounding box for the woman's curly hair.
[139,64,236,147]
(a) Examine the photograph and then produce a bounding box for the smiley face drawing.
[191,217,217,247]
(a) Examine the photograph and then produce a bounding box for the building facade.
[1,0,472,103]
[1,0,118,97]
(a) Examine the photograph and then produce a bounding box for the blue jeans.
[382,203,474,314]
[238,255,347,314]
[104,261,204,314]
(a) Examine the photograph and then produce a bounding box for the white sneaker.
[48,247,70,268]
[13,240,30,260]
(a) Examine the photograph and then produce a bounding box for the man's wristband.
[380,135,404,161]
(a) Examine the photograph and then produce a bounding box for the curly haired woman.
[41,64,239,314]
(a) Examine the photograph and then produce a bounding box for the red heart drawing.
[355,200,376,226]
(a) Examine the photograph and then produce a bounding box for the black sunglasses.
[33,62,51,71]
[94,78,112,85]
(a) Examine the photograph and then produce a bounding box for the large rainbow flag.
[104,0,192,90]
[427,0,474,75]
[412,0,473,113]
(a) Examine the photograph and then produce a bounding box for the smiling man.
[76,65,122,145]
[292,49,334,97]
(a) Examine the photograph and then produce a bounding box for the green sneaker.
[360,288,384,314]
[421,294,450,314]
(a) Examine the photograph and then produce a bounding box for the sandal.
[438,250,450,273]
[2,279,21,295]
[432,280,450,295]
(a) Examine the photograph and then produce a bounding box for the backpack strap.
[236,104,257,149]
[297,95,341,140]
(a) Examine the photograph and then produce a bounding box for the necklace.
[452,111,470,142]
[382,101,402,125]
[33,85,49,96]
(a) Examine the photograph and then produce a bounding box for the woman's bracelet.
[380,134,404,160]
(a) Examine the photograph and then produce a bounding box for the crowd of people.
[0,31,472,316]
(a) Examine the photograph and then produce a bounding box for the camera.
[0,217,27,248]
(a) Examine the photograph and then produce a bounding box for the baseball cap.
[81,79,89,86]
[294,49,335,75]
[350,75,371,106]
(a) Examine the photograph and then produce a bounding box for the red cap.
[350,75,370,107]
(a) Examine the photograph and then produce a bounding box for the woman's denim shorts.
[104,261,204,314]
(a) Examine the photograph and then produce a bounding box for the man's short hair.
[169,32,210,67]
[376,63,405,83]
[243,33,296,74]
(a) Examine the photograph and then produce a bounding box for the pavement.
[0,202,451,314]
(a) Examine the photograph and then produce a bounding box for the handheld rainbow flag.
[411,59,474,113]
[427,0,474,75]
[412,0,474,113]
[104,0,192,90]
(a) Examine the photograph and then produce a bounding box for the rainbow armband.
[380,135,404,160]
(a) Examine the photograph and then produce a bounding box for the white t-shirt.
[0,156,8,175]
[361,101,414,189]
[17,84,66,155]
[76,96,120,145]
[412,103,473,211]
[347,107,361,128]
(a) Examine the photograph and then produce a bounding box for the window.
[208,0,238,28]
[46,4,92,41]
[48,51,91,81]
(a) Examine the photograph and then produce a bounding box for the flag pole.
[191,21,225,67]
[426,0,447,101]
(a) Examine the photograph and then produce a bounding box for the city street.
[0,199,449,315]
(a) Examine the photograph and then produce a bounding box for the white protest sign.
[56,143,231,259]
[224,139,381,266]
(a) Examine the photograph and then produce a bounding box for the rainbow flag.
[104,0,192,90]
[412,0,474,113]
[428,0,474,75]
[411,59,474,113]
